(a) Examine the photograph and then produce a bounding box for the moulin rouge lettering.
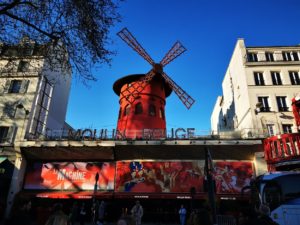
[68,128,196,140]
[56,169,87,181]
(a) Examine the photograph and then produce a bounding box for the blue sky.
[66,0,300,134]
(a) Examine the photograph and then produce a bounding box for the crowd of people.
[2,198,279,225]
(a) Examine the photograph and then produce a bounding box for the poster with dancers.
[24,162,115,190]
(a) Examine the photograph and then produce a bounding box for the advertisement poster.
[115,161,205,193]
[24,162,115,190]
[214,161,253,194]
[115,161,253,194]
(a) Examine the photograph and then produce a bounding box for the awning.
[0,157,7,164]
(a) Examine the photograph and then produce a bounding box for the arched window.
[149,104,156,116]
[135,102,143,114]
[124,104,131,116]
[159,107,165,120]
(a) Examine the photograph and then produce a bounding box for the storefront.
[16,140,263,223]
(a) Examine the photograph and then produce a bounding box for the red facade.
[113,74,172,139]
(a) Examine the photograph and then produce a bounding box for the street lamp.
[204,147,217,225]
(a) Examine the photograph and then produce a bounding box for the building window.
[2,103,16,118]
[254,72,265,85]
[289,71,300,85]
[6,80,29,94]
[282,124,293,134]
[8,80,22,93]
[149,104,156,116]
[276,96,288,112]
[135,102,143,114]
[265,52,274,62]
[17,61,29,72]
[247,52,258,62]
[282,51,299,61]
[159,107,165,120]
[266,124,275,136]
[29,76,52,136]
[258,96,270,112]
[124,104,130,116]
[271,72,282,85]
[0,127,9,143]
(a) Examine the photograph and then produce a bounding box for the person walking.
[96,201,106,225]
[78,202,87,225]
[45,203,68,225]
[179,205,187,225]
[131,201,143,225]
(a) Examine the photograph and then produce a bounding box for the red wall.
[116,75,168,138]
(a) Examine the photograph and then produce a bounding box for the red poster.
[214,161,253,194]
[24,162,115,190]
[115,161,205,193]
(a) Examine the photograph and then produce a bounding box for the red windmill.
[113,28,195,139]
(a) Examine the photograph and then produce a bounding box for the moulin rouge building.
[1,30,268,222]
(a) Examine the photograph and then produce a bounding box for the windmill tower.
[113,28,195,139]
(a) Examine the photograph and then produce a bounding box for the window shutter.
[7,126,17,143]
[20,80,30,93]
[2,80,11,94]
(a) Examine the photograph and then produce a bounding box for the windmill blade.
[161,72,195,109]
[117,28,155,66]
[120,70,156,104]
[160,41,187,67]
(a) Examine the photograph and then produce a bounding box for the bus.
[246,172,300,225]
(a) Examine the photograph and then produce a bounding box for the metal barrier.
[217,215,236,225]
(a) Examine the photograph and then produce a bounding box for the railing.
[263,133,300,167]
[23,128,270,141]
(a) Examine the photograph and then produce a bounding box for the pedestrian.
[9,199,33,225]
[78,202,87,225]
[178,205,187,225]
[69,202,78,225]
[45,203,68,225]
[96,201,106,225]
[130,200,143,225]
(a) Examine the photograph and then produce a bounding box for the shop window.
[149,104,156,116]
[159,107,165,120]
[124,104,130,116]
[135,102,143,114]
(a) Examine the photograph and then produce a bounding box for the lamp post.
[16,103,30,141]
[204,147,217,225]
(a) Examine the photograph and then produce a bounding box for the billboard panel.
[214,161,253,194]
[115,161,205,193]
[116,161,253,194]
[24,162,115,190]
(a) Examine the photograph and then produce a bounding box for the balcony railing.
[263,133,300,169]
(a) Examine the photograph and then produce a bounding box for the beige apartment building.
[0,37,71,218]
[211,39,300,139]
